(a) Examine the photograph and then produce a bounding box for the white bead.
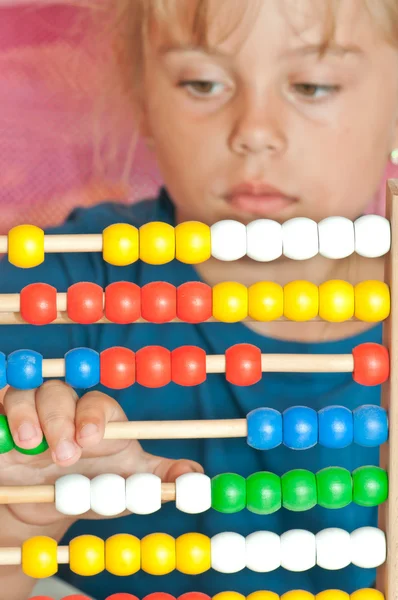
[316,528,351,570]
[246,219,283,261]
[126,473,161,515]
[90,474,126,516]
[351,527,386,568]
[211,220,247,261]
[280,529,316,572]
[282,218,318,260]
[55,474,91,516]
[354,215,391,257]
[318,216,355,259]
[245,531,281,572]
[211,532,246,573]
[175,473,211,514]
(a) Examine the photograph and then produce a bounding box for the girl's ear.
[137,106,155,149]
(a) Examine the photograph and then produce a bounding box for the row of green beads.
[0,415,48,456]
[211,467,388,514]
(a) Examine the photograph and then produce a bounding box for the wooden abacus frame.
[378,180,398,599]
[0,182,396,598]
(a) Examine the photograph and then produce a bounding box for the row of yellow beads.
[8,222,212,268]
[214,280,389,323]
[215,591,383,600]
[22,533,210,578]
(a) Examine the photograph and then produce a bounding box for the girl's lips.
[228,193,296,216]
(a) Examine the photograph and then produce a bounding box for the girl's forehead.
[149,0,378,56]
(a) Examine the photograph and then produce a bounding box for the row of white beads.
[55,472,212,517]
[211,215,390,261]
[212,527,385,573]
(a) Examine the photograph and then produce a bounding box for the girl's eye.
[178,80,225,97]
[292,83,340,99]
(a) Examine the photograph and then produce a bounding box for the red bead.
[105,282,141,324]
[100,347,136,389]
[143,595,175,600]
[225,343,262,386]
[353,342,390,386]
[106,595,140,600]
[172,345,206,386]
[141,281,177,323]
[177,282,212,323]
[29,597,54,600]
[67,282,103,324]
[63,596,92,600]
[178,594,211,600]
[20,283,57,325]
[136,346,171,388]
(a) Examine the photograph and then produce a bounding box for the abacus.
[1,180,397,600]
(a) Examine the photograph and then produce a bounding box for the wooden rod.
[0,482,176,505]
[103,419,247,440]
[379,179,398,600]
[36,353,353,379]
[0,312,355,325]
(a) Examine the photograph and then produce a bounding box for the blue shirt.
[0,189,381,598]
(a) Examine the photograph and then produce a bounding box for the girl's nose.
[229,92,288,157]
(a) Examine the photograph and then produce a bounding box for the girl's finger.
[35,380,81,466]
[140,450,204,482]
[74,389,129,455]
[3,386,44,450]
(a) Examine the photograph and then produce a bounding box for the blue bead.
[353,404,388,447]
[65,348,100,389]
[247,407,282,450]
[7,350,43,390]
[283,406,318,450]
[318,405,353,449]
[0,353,6,389]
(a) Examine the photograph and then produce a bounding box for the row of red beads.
[20,282,211,325]
[96,342,386,389]
[100,344,262,389]
[32,592,210,600]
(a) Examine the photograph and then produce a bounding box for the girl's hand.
[0,380,202,527]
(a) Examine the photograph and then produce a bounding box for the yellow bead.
[22,536,57,579]
[213,282,248,322]
[139,222,175,265]
[8,225,44,268]
[354,281,390,323]
[350,591,384,600]
[247,592,279,600]
[213,593,246,600]
[141,533,176,575]
[284,281,319,321]
[175,221,211,264]
[281,593,315,600]
[103,224,139,266]
[105,534,140,576]
[317,592,349,600]
[248,282,284,321]
[176,532,211,574]
[319,280,354,322]
[69,535,105,576]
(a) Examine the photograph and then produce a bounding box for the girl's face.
[140,0,398,224]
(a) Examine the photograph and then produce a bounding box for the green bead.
[15,436,49,456]
[246,471,281,515]
[0,415,15,454]
[316,467,352,509]
[211,473,246,513]
[281,469,317,511]
[353,466,388,507]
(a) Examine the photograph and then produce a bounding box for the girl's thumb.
[142,453,204,483]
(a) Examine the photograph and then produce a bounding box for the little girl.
[1,1,398,598]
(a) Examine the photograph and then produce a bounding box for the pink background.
[0,2,396,233]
